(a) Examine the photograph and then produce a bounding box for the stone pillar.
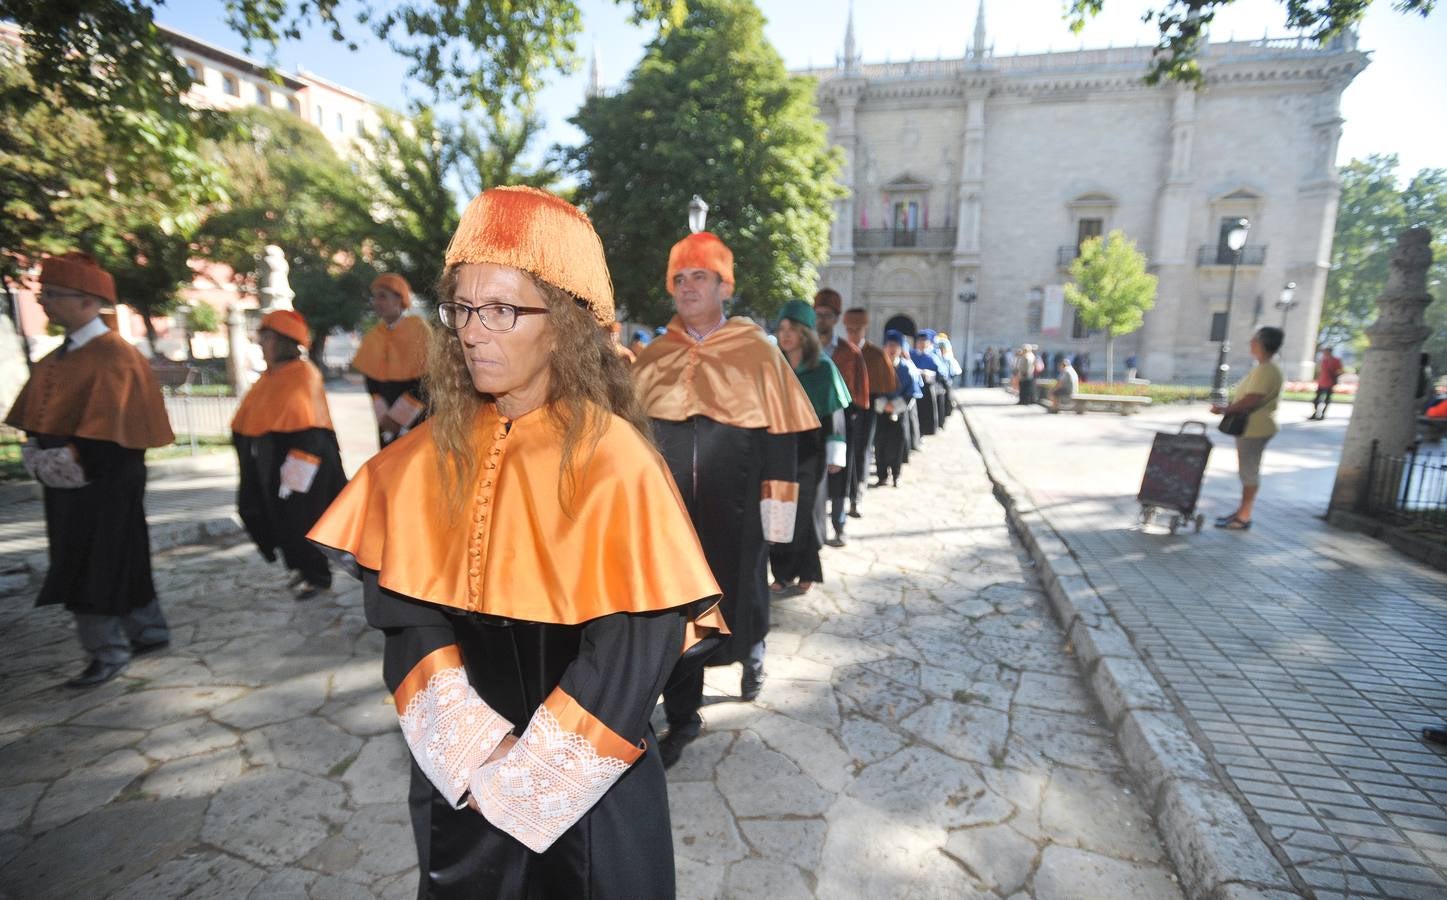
[226,302,251,398]
[827,88,860,305]
[1141,87,1196,383]
[950,87,987,358]
[1329,228,1434,510]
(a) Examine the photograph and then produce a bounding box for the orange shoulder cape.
[5,331,173,449]
[351,315,430,383]
[632,316,819,434]
[307,405,722,624]
[231,359,335,437]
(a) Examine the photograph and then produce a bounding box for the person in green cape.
[769,299,852,596]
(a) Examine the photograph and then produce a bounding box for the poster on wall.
[1042,284,1066,337]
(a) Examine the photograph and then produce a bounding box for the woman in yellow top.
[308,186,723,898]
[351,273,432,448]
[1210,326,1285,531]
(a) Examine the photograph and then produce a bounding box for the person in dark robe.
[813,289,867,546]
[843,308,898,512]
[5,252,174,687]
[898,341,925,455]
[232,309,347,599]
[309,186,724,899]
[632,231,818,767]
[872,331,917,488]
[911,330,945,436]
[352,273,431,449]
[770,300,850,594]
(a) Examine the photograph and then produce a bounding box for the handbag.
[1218,412,1248,436]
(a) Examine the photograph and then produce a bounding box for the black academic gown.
[366,574,685,900]
[235,428,347,588]
[650,417,796,668]
[35,436,155,616]
[365,376,428,449]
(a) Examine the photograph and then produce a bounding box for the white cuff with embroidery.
[278,450,320,499]
[22,442,89,489]
[397,663,513,808]
[470,696,635,853]
[387,393,426,428]
[760,480,798,544]
[825,438,848,470]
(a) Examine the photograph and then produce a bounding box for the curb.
[961,406,1304,900]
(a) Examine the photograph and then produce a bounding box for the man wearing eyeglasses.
[6,252,175,688]
[632,231,819,769]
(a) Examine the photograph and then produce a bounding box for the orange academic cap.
[260,309,311,349]
[666,232,734,291]
[40,251,116,304]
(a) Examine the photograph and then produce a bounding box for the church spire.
[842,1,859,73]
[586,42,602,99]
[971,0,989,61]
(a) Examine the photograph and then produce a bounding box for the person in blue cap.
[873,330,918,487]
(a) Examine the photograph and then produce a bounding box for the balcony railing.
[1058,246,1081,267]
[853,228,957,250]
[1197,245,1267,267]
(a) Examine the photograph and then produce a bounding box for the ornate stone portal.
[1329,228,1434,510]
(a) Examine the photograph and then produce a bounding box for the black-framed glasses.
[437,302,550,333]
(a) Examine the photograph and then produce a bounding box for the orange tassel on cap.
[666,232,734,291]
[260,309,311,348]
[444,186,615,325]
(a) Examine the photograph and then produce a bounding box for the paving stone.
[247,716,364,777]
[838,715,907,766]
[834,663,928,725]
[32,747,151,831]
[201,768,348,866]
[210,672,331,729]
[1015,670,1093,713]
[111,851,267,900]
[1157,778,1295,893]
[849,745,1011,829]
[0,781,44,832]
[738,818,827,870]
[340,733,411,805]
[721,858,813,900]
[815,796,951,899]
[137,715,239,762]
[1041,765,1168,863]
[748,710,853,793]
[663,730,733,783]
[0,725,144,787]
[140,745,247,799]
[899,698,1010,766]
[755,676,842,732]
[668,781,748,865]
[715,731,832,818]
[1033,845,1184,900]
[943,823,1039,894]
[0,798,207,899]
[675,854,727,900]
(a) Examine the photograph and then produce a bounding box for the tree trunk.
[138,306,161,359]
[1105,334,1116,386]
[311,331,330,379]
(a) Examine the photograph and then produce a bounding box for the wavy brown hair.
[423,264,652,518]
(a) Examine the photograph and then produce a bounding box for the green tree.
[1065,0,1436,85]
[1321,156,1447,365]
[199,107,376,365]
[1064,230,1159,384]
[570,0,842,323]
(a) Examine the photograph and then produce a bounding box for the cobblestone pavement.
[0,401,1183,899]
[963,388,1447,900]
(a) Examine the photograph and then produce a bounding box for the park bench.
[1041,393,1152,416]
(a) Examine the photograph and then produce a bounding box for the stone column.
[950,86,987,362]
[226,302,251,398]
[827,87,861,305]
[1141,87,1196,383]
[1329,228,1434,510]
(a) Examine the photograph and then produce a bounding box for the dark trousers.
[1313,386,1334,416]
[875,414,906,484]
[850,408,877,510]
[663,638,765,729]
[1018,378,1036,405]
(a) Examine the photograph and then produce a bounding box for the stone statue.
[1329,227,1434,511]
[258,245,294,311]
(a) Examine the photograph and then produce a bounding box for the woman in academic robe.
[769,300,851,597]
[231,309,347,599]
[873,331,918,488]
[352,273,432,449]
[307,186,724,899]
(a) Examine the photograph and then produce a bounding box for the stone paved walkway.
[963,388,1447,900]
[0,398,1183,899]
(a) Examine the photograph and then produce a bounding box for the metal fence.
[164,393,241,448]
[1360,440,1447,540]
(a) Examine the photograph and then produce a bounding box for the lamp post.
[1274,281,1297,328]
[957,274,978,388]
[688,195,709,234]
[1209,217,1250,407]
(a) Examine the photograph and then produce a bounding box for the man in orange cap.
[814,288,868,545]
[351,273,431,449]
[231,309,347,598]
[5,252,175,688]
[633,230,818,768]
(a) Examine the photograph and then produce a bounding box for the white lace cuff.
[471,688,642,853]
[760,479,798,544]
[395,645,512,808]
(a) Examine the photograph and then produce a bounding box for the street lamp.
[1209,217,1250,407]
[688,195,709,234]
[1274,281,1297,328]
[957,274,978,388]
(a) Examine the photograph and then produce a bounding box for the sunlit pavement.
[962,387,1447,899]
[0,392,1184,898]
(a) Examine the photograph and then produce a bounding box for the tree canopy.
[570,0,842,324]
[1064,230,1158,383]
[1065,0,1436,85]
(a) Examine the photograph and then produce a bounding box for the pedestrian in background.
[232,309,348,599]
[1049,356,1079,414]
[1125,353,1139,382]
[1309,345,1343,420]
[1210,326,1286,531]
[310,186,723,896]
[6,252,175,688]
[351,273,431,449]
[1015,344,1038,405]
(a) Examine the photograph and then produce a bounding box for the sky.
[159,0,1447,179]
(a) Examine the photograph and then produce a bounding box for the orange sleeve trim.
[395,644,464,714]
[683,600,730,655]
[285,449,322,465]
[760,480,799,502]
[542,687,643,765]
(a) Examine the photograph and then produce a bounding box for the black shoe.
[825,535,846,548]
[294,585,322,601]
[287,571,307,588]
[870,480,887,489]
[66,659,127,689]
[847,508,862,519]
[131,638,171,657]
[660,719,702,769]
[741,665,765,702]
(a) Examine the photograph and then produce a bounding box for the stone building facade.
[804,4,1368,382]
